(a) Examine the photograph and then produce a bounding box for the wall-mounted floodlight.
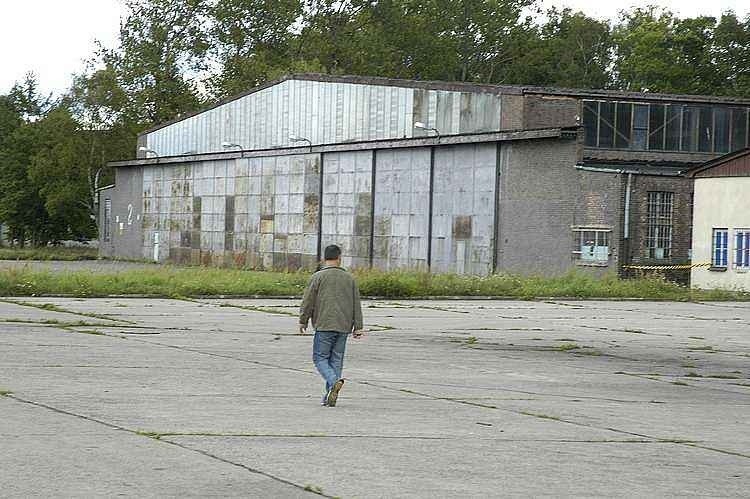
[138,146,159,157]
[414,122,440,138]
[221,141,244,150]
[289,135,313,147]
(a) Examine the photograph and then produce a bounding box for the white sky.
[1,0,748,96]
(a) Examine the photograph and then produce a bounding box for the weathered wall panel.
[140,153,320,268]
[373,148,431,270]
[321,151,374,269]
[145,79,503,156]
[431,143,498,275]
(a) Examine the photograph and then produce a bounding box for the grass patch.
[0,267,749,300]
[555,342,580,352]
[303,484,323,494]
[0,246,98,261]
[0,389,11,396]
[465,336,478,345]
[672,381,689,386]
[684,372,702,378]
[687,345,715,351]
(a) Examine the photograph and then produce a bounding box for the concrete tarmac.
[1,297,749,497]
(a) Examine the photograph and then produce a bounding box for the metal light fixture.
[289,135,313,148]
[221,141,244,150]
[414,121,440,138]
[138,146,159,157]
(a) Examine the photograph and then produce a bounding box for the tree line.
[1,0,749,245]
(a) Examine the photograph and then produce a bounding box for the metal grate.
[647,192,673,259]
[103,198,112,242]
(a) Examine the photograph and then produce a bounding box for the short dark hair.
[324,244,341,260]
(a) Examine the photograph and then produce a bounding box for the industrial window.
[615,102,631,148]
[712,229,729,268]
[572,227,610,263]
[648,104,666,150]
[598,102,615,148]
[583,100,750,153]
[681,106,699,152]
[665,105,681,150]
[632,104,649,149]
[735,230,750,269]
[103,198,112,242]
[730,108,748,151]
[714,107,730,153]
[647,192,673,259]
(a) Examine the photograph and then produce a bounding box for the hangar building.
[100,74,750,276]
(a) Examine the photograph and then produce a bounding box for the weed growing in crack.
[555,343,580,351]
[303,484,324,494]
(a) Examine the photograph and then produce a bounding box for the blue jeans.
[313,331,348,393]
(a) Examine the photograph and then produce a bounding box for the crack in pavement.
[356,380,750,461]
[93,330,750,461]
[0,298,134,325]
[3,394,324,497]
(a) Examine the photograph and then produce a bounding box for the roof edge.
[686,148,750,177]
[113,126,576,168]
[138,72,750,139]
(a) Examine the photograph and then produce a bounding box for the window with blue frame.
[712,229,729,267]
[735,230,750,268]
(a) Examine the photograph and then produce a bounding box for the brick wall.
[497,137,576,275]
[522,95,580,129]
[496,136,626,276]
[625,175,694,266]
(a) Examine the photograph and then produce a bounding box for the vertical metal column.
[369,149,377,268]
[426,145,436,269]
[316,153,325,262]
[492,142,502,273]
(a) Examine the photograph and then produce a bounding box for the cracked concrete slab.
[1,297,749,497]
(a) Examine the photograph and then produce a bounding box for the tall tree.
[100,0,209,124]
[0,76,52,245]
[208,0,303,96]
[504,8,613,88]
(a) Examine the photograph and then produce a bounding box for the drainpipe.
[623,172,633,275]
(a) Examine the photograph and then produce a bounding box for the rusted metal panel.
[139,153,320,269]
[372,147,431,270]
[431,143,497,275]
[320,150,374,269]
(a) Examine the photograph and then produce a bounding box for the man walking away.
[299,244,363,407]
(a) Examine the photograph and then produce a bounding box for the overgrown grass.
[0,246,98,261]
[0,267,748,300]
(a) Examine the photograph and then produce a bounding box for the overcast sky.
[1,0,748,96]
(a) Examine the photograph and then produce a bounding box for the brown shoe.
[326,379,344,407]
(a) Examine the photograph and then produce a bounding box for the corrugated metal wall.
[321,151,374,269]
[431,143,497,275]
[142,153,320,269]
[138,142,498,274]
[373,148,431,270]
[145,79,503,156]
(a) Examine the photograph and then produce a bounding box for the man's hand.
[352,329,364,339]
[299,325,309,335]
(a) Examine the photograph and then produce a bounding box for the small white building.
[689,149,750,291]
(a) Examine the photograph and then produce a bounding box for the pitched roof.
[687,148,750,178]
[141,73,750,136]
